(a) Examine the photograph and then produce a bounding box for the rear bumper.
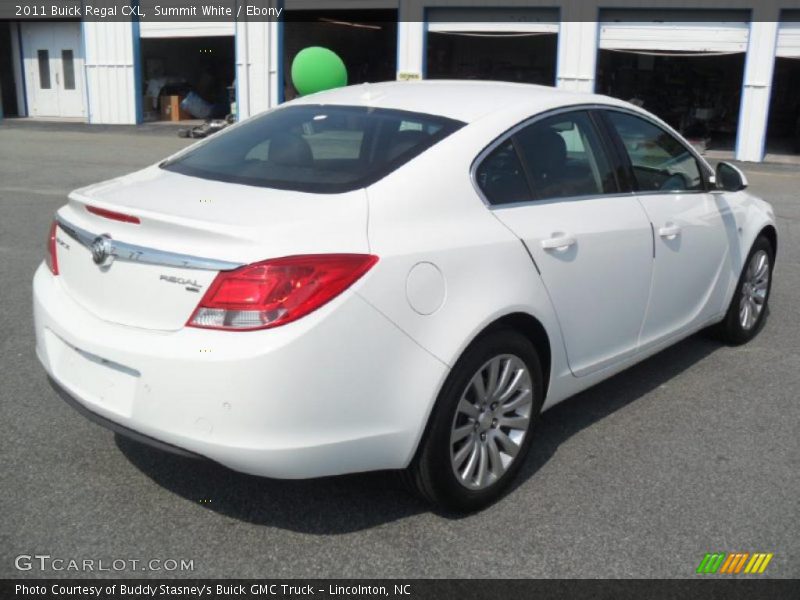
[33,263,448,478]
[48,375,203,459]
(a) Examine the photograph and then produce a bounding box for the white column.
[83,21,138,124]
[735,21,779,162]
[397,0,424,79]
[236,20,274,119]
[556,21,599,93]
[268,19,280,107]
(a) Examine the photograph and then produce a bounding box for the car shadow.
[117,332,721,533]
[508,332,721,500]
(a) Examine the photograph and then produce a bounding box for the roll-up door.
[599,10,749,53]
[426,8,558,86]
[777,14,800,58]
[139,23,235,38]
[427,8,558,34]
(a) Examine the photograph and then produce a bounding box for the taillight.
[187,254,379,331]
[45,220,59,275]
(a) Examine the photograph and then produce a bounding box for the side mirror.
[715,161,748,192]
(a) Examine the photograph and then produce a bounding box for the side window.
[604,111,704,193]
[513,111,619,201]
[475,139,531,206]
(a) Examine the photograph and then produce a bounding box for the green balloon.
[291,47,348,96]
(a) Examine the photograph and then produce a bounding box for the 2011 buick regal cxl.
[33,81,777,511]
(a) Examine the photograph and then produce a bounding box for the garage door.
[427,8,558,34]
[426,8,558,86]
[777,15,800,58]
[139,22,234,38]
[599,10,749,53]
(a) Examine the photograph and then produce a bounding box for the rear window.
[161,105,464,193]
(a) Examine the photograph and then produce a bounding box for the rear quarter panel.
[357,113,571,412]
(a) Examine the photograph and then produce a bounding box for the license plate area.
[45,330,140,418]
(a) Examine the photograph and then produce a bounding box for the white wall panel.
[236,19,278,118]
[83,21,137,124]
[140,22,234,38]
[557,21,598,93]
[396,21,425,78]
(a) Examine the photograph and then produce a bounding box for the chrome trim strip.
[55,214,244,271]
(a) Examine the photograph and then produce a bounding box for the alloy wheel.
[449,354,533,490]
[739,249,770,330]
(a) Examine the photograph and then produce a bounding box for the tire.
[404,329,544,512]
[712,235,774,345]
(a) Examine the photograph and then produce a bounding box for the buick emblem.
[91,235,113,266]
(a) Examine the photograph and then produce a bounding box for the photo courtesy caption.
[16,584,406,596]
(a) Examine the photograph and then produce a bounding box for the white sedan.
[33,81,776,510]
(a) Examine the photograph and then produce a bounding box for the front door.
[478,110,654,377]
[22,22,85,118]
[599,109,731,345]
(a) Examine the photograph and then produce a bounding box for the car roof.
[287,80,634,123]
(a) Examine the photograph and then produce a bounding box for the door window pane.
[605,111,703,192]
[475,139,531,205]
[61,49,75,90]
[513,111,618,201]
[37,50,50,89]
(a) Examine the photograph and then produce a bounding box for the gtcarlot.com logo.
[14,554,195,572]
[696,552,773,574]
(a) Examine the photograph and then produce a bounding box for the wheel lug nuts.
[480,433,486,441]
[491,403,498,410]
[492,419,498,427]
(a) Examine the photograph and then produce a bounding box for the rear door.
[482,110,654,377]
[599,109,731,345]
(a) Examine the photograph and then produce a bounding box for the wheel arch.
[474,312,552,401]
[759,224,778,259]
[403,309,554,474]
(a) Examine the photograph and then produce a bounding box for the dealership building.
[1,0,799,162]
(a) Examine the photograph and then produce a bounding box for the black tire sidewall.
[723,235,775,344]
[416,329,544,512]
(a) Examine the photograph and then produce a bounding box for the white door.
[600,109,732,345]
[22,22,85,118]
[482,110,654,377]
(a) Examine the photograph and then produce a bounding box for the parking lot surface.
[1,121,798,578]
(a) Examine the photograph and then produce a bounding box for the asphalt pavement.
[0,120,798,578]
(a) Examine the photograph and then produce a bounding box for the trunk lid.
[53,166,370,331]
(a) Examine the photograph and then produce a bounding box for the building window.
[37,49,50,89]
[62,49,75,90]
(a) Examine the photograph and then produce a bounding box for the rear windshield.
[161,105,464,193]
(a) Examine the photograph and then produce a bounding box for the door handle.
[541,233,577,251]
[658,224,681,240]
[55,72,59,86]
